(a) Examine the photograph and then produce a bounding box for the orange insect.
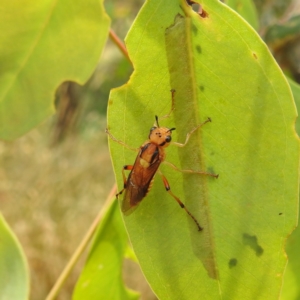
[106,90,218,231]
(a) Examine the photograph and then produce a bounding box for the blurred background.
[0,0,300,299]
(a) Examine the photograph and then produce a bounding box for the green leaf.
[73,199,139,300]
[0,214,29,300]
[280,225,300,300]
[224,0,259,30]
[107,0,299,299]
[280,78,300,300]
[0,0,110,140]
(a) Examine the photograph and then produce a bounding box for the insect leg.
[163,160,219,178]
[159,171,203,231]
[116,165,134,198]
[159,89,176,120]
[171,117,211,147]
[105,128,139,152]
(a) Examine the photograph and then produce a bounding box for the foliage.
[0,0,110,299]
[0,214,29,300]
[0,0,110,140]
[73,199,139,299]
[107,0,298,299]
[226,0,259,30]
[0,0,300,299]
[280,77,300,300]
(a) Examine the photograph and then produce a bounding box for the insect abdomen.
[122,143,162,213]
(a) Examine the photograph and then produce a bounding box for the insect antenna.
[168,128,176,132]
[155,115,160,127]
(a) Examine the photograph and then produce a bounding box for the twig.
[109,29,131,64]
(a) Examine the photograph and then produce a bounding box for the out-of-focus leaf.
[107,0,299,299]
[224,0,259,30]
[265,15,300,50]
[0,0,110,140]
[0,214,29,300]
[252,0,293,30]
[73,199,139,300]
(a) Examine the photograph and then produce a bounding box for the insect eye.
[165,136,172,143]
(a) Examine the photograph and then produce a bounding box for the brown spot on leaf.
[229,258,238,268]
[185,0,209,18]
[192,23,198,35]
[243,233,264,257]
[199,7,209,18]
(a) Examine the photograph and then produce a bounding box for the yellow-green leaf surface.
[73,199,139,300]
[107,0,299,299]
[0,214,29,300]
[224,0,259,30]
[0,1,110,140]
[280,78,300,300]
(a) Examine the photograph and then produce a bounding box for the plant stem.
[109,29,131,63]
[45,184,117,300]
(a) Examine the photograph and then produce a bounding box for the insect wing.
[122,144,161,213]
